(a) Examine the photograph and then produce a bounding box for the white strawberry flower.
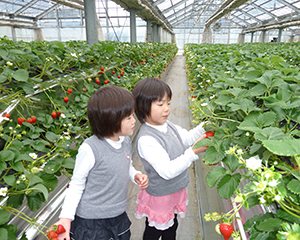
[29,153,37,160]
[246,156,262,171]
[0,187,8,197]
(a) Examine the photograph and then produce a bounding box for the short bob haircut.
[87,85,136,139]
[132,78,172,124]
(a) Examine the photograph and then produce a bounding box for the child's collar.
[145,121,168,133]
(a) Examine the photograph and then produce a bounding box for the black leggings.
[143,215,178,240]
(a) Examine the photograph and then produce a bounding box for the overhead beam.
[50,0,84,10]
[242,17,300,33]
[276,0,300,14]
[205,0,250,26]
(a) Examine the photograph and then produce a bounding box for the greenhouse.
[0,0,300,240]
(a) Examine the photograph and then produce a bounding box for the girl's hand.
[192,134,209,155]
[134,173,149,190]
[47,218,72,240]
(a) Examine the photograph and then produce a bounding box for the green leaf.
[0,150,15,162]
[277,209,300,225]
[32,184,49,201]
[222,154,240,172]
[12,69,29,82]
[287,179,300,195]
[263,139,300,156]
[204,146,225,164]
[256,218,283,232]
[7,194,25,209]
[217,173,241,199]
[26,193,43,212]
[3,175,16,186]
[40,174,58,192]
[0,228,8,240]
[10,161,25,172]
[4,224,18,240]
[254,127,287,141]
[0,75,7,83]
[44,157,64,174]
[238,112,261,132]
[244,213,275,232]
[249,83,267,97]
[0,210,10,225]
[206,166,226,187]
[46,131,59,142]
[15,153,33,162]
[20,82,35,95]
[192,138,214,149]
[62,157,75,169]
[0,161,6,174]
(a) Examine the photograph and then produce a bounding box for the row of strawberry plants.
[0,38,178,239]
[185,42,300,240]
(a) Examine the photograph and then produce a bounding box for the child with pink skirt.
[132,78,209,240]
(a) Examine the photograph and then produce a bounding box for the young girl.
[132,78,209,240]
[52,85,148,240]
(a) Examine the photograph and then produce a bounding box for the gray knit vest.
[76,135,132,219]
[136,122,190,196]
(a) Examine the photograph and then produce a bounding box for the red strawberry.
[121,72,124,76]
[112,71,115,74]
[95,78,100,84]
[205,131,214,138]
[83,88,87,92]
[27,118,33,124]
[48,230,59,239]
[17,117,25,125]
[31,116,37,124]
[57,111,61,116]
[2,113,10,119]
[133,64,135,67]
[153,54,156,57]
[67,89,72,94]
[118,75,121,79]
[100,66,104,71]
[63,97,69,104]
[220,222,234,240]
[54,224,66,234]
[51,112,57,119]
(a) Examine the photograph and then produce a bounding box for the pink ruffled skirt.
[135,188,188,230]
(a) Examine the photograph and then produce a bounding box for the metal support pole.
[56,8,61,42]
[84,0,98,45]
[153,24,159,42]
[130,9,137,43]
[146,20,152,42]
[130,9,136,43]
[251,32,254,43]
[261,30,266,43]
[105,0,109,40]
[278,28,282,43]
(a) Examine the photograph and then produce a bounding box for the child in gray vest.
[132,78,209,240]
[50,85,148,240]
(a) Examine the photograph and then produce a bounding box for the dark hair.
[132,78,172,124]
[87,85,136,139]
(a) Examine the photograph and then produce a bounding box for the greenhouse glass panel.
[294,2,300,7]
[272,6,294,16]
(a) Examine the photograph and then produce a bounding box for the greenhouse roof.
[0,0,300,32]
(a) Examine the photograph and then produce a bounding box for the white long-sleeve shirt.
[59,136,141,220]
[137,121,206,180]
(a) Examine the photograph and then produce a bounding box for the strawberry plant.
[186,42,300,239]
